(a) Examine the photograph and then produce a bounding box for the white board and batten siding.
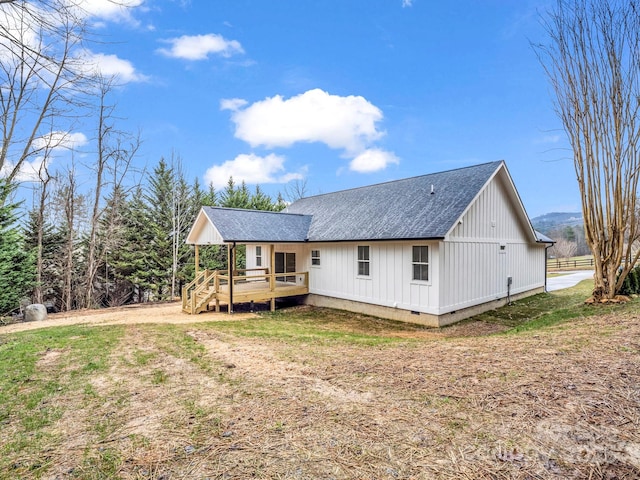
[247,242,442,315]
[241,171,546,319]
[245,243,308,282]
[187,212,225,245]
[440,171,546,313]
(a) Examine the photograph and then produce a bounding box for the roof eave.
[306,236,446,243]
[225,239,309,244]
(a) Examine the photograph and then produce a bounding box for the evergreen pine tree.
[23,209,65,310]
[220,177,251,208]
[113,187,154,303]
[142,158,174,299]
[0,181,35,316]
[173,175,195,296]
[192,178,217,209]
[97,185,132,306]
[274,192,287,212]
[250,185,275,210]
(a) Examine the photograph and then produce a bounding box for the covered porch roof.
[186,206,312,245]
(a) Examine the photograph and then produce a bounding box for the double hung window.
[412,246,429,281]
[358,246,370,276]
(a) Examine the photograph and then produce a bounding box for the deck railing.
[217,271,309,291]
[183,269,309,314]
[182,269,218,312]
[233,267,269,276]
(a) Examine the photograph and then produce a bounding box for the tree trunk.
[61,169,77,312]
[536,0,640,301]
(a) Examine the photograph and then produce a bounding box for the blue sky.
[9,0,579,217]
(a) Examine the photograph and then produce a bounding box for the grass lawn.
[1,280,639,479]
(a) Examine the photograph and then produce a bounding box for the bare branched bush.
[550,238,578,259]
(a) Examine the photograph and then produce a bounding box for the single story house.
[184,161,553,326]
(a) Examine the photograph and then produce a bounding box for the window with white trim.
[358,246,370,276]
[311,249,320,266]
[412,246,429,281]
[256,246,262,267]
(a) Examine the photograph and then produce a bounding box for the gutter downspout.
[544,244,551,293]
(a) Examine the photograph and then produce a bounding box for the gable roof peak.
[286,161,506,241]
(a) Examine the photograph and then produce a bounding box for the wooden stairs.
[182,269,219,314]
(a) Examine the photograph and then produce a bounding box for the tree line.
[0,1,294,318]
[547,225,590,259]
[0,161,285,317]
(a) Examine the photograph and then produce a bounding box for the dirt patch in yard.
[0,302,257,334]
[0,302,508,338]
[1,305,639,479]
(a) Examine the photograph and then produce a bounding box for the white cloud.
[220,98,248,111]
[402,0,413,7]
[157,33,244,60]
[535,134,562,144]
[228,89,384,152]
[75,50,148,83]
[0,0,146,57]
[0,3,44,63]
[73,0,145,25]
[224,89,400,173]
[33,131,89,152]
[204,153,303,189]
[1,131,89,181]
[0,3,147,83]
[349,149,399,173]
[0,157,48,182]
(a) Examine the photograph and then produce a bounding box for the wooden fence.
[547,257,594,270]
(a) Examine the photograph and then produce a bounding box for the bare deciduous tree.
[550,238,578,260]
[536,0,640,300]
[58,165,79,311]
[32,153,54,304]
[0,0,94,181]
[169,154,192,300]
[283,178,308,203]
[82,77,141,308]
[82,78,111,307]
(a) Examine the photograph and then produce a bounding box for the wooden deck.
[182,269,309,314]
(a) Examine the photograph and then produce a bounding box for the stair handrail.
[182,269,216,311]
[182,269,206,311]
[191,270,219,312]
[193,270,218,296]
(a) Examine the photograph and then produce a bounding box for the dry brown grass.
[2,304,640,479]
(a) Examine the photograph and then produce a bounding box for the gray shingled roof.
[535,230,555,244]
[203,207,311,242]
[198,161,532,244]
[286,161,504,241]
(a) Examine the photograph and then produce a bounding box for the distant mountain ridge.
[531,212,583,234]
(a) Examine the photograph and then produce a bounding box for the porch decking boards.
[215,279,309,304]
[182,271,309,314]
